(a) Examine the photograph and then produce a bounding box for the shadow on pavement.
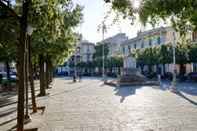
[0,101,17,108]
[0,117,16,126]
[175,91,197,106]
[48,83,91,98]
[160,81,197,96]
[0,92,18,108]
[114,86,142,103]
[177,83,197,96]
[0,107,16,118]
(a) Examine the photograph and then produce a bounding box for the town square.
[0,0,197,131]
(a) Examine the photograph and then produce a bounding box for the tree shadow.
[0,91,18,108]
[158,81,197,96]
[114,86,142,103]
[176,83,197,96]
[0,117,16,126]
[0,100,17,108]
[175,91,197,106]
[47,84,90,97]
[0,91,17,98]
[0,107,16,118]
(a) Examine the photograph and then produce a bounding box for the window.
[157,36,161,45]
[134,44,137,49]
[193,63,197,72]
[87,54,90,62]
[149,39,152,47]
[87,46,90,52]
[141,41,144,48]
[122,47,125,54]
[128,45,131,53]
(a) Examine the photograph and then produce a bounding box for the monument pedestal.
[118,68,146,86]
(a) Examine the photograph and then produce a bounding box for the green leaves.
[135,41,197,66]
[139,0,197,32]
[28,0,83,66]
[104,0,197,32]
[93,43,109,59]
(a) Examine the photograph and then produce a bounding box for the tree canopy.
[139,0,197,32]
[104,0,197,33]
[0,0,83,130]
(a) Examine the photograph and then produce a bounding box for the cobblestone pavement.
[1,78,197,131]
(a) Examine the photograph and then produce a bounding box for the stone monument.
[118,57,146,86]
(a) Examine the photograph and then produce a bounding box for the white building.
[77,40,95,62]
[102,33,128,57]
[121,26,195,75]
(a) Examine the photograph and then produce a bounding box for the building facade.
[77,40,95,63]
[121,26,195,75]
[102,33,128,57]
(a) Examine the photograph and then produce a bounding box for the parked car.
[188,72,197,81]
[0,72,7,81]
[0,72,17,83]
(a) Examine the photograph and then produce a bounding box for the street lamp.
[74,46,80,82]
[102,21,107,83]
[24,24,34,121]
[170,32,178,92]
[27,25,34,36]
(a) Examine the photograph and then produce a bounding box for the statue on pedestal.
[119,56,146,85]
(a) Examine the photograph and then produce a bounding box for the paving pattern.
[1,78,197,131]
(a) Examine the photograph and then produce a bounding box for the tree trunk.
[39,54,46,96]
[24,34,29,119]
[48,59,53,83]
[28,36,37,113]
[33,63,38,80]
[180,64,186,76]
[45,55,49,89]
[5,61,10,81]
[17,1,29,130]
[16,43,25,131]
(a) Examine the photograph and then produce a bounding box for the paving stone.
[1,78,197,131]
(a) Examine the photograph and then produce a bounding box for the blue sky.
[73,0,164,43]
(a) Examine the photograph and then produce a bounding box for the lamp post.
[74,46,80,82]
[102,22,107,83]
[74,53,77,82]
[24,24,34,121]
[170,32,178,92]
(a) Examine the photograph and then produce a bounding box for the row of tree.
[0,0,82,130]
[134,41,197,75]
[75,43,123,75]
[76,57,123,69]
